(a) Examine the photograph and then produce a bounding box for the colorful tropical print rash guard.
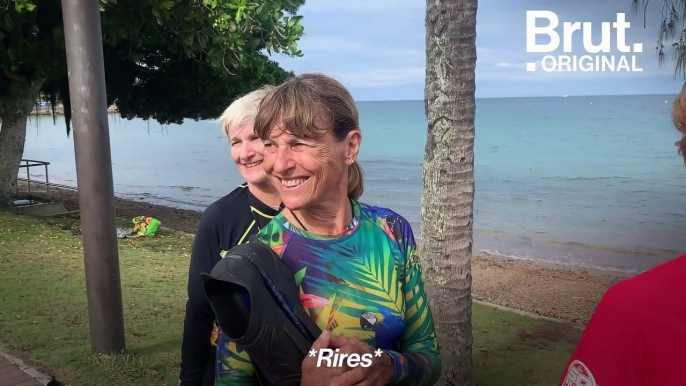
[216,200,441,386]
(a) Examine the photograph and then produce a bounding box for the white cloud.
[337,68,425,87]
[299,36,366,52]
[296,35,423,62]
[304,0,425,12]
[275,0,681,99]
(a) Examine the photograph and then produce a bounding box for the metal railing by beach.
[18,179,78,193]
[14,159,78,215]
[16,159,66,196]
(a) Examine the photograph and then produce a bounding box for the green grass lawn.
[0,211,579,385]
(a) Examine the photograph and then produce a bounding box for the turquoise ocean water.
[22,94,686,273]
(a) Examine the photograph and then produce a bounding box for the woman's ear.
[345,129,362,165]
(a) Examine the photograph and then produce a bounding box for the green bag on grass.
[132,216,161,237]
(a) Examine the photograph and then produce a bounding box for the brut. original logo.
[526,11,643,73]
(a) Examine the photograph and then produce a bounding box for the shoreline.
[30,104,119,115]
[18,182,628,325]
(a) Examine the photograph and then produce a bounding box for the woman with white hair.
[179,86,284,386]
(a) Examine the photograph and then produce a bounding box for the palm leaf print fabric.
[215,200,441,385]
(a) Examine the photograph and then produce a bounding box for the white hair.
[218,85,274,139]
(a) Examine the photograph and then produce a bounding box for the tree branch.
[2,67,28,86]
[644,0,650,28]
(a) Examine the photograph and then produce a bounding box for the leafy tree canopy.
[634,0,686,79]
[0,0,305,128]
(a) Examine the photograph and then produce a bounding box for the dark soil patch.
[517,321,581,350]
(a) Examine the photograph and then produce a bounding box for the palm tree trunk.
[422,0,477,384]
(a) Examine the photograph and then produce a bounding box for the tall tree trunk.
[0,76,45,205]
[422,0,477,385]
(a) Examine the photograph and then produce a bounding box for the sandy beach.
[18,182,628,326]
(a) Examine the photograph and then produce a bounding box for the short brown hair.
[254,73,364,200]
[672,82,686,163]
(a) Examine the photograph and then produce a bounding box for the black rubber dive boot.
[241,235,321,343]
[202,237,322,386]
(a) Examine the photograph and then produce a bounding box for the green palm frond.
[401,259,435,342]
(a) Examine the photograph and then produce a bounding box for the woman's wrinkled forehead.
[255,91,328,139]
[265,124,338,150]
[266,116,330,141]
[264,122,300,142]
[265,124,289,141]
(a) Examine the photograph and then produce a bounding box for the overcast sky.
[270,0,686,100]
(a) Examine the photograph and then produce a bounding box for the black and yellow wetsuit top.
[179,183,281,386]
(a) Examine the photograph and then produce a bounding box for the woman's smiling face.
[229,122,269,185]
[262,123,359,211]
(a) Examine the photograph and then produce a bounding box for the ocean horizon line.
[355,92,679,103]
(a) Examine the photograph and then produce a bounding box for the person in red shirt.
[558,84,686,386]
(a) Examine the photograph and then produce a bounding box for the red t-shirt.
[559,254,686,386]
